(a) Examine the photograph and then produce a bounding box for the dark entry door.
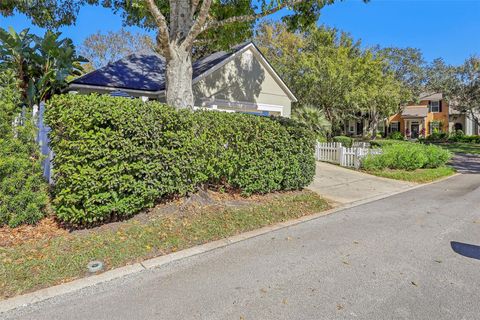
[411,123,420,138]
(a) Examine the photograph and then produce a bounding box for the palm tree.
[292,105,332,139]
[0,27,37,102]
[0,27,86,106]
[34,30,85,102]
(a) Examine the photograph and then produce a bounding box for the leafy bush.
[332,135,353,147]
[0,71,48,227]
[46,94,316,225]
[362,142,452,171]
[370,139,407,148]
[448,133,480,143]
[388,131,404,140]
[426,131,448,142]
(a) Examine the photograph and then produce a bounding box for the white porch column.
[404,119,408,138]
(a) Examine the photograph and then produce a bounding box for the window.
[390,121,399,132]
[430,121,442,133]
[429,100,440,113]
[348,120,355,133]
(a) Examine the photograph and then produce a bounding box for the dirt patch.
[0,190,305,246]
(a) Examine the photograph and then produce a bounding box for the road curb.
[0,172,461,314]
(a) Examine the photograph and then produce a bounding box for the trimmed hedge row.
[332,135,353,147]
[362,142,452,171]
[46,94,316,225]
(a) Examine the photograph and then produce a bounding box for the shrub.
[332,135,353,147]
[362,142,452,171]
[0,71,48,227]
[427,131,448,142]
[388,131,404,141]
[46,94,316,225]
[370,139,407,148]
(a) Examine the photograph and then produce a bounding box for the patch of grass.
[364,166,455,183]
[437,142,480,155]
[0,191,329,299]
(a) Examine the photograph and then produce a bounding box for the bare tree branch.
[144,0,171,58]
[182,0,213,48]
[203,0,304,32]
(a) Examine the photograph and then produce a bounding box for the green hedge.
[332,135,353,147]
[362,142,452,171]
[0,71,48,227]
[46,94,316,225]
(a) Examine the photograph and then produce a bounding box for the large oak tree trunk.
[165,44,194,109]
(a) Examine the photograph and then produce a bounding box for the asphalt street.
[4,172,480,320]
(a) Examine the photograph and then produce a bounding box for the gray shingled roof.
[402,105,428,118]
[71,42,251,92]
[419,92,443,101]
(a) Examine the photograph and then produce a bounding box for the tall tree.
[80,28,155,69]
[256,23,408,137]
[3,0,368,109]
[425,58,457,94]
[374,46,426,102]
[452,56,480,128]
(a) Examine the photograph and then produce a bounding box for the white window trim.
[201,98,284,116]
[430,100,440,113]
[390,121,400,132]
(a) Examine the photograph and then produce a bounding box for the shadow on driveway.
[450,154,480,174]
[451,241,480,260]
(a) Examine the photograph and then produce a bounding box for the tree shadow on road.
[450,154,480,174]
[451,241,480,260]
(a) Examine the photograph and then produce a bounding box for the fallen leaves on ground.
[0,217,67,247]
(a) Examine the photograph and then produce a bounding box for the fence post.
[338,146,344,166]
[354,148,361,170]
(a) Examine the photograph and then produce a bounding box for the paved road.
[5,174,480,320]
[308,162,415,205]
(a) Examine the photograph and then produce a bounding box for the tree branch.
[144,0,171,58]
[203,0,304,32]
[190,0,201,17]
[182,0,212,48]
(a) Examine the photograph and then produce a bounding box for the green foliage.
[0,27,85,106]
[374,46,426,100]
[0,71,48,227]
[448,131,480,143]
[0,70,18,137]
[388,131,404,140]
[426,131,448,142]
[362,143,452,171]
[332,135,353,147]
[370,139,407,148]
[256,23,409,133]
[292,105,331,139]
[46,94,316,225]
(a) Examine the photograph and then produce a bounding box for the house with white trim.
[69,42,297,117]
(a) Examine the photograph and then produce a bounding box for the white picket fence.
[316,141,381,169]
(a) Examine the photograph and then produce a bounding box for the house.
[69,42,297,117]
[387,93,449,138]
[345,92,479,138]
[387,92,479,138]
[448,103,480,135]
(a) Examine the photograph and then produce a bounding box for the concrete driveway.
[4,170,480,320]
[308,161,416,205]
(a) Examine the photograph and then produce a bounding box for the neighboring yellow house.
[387,93,449,138]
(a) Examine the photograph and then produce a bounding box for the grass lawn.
[0,190,329,299]
[436,142,480,155]
[364,166,456,183]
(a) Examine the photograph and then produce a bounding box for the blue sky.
[1,0,479,65]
